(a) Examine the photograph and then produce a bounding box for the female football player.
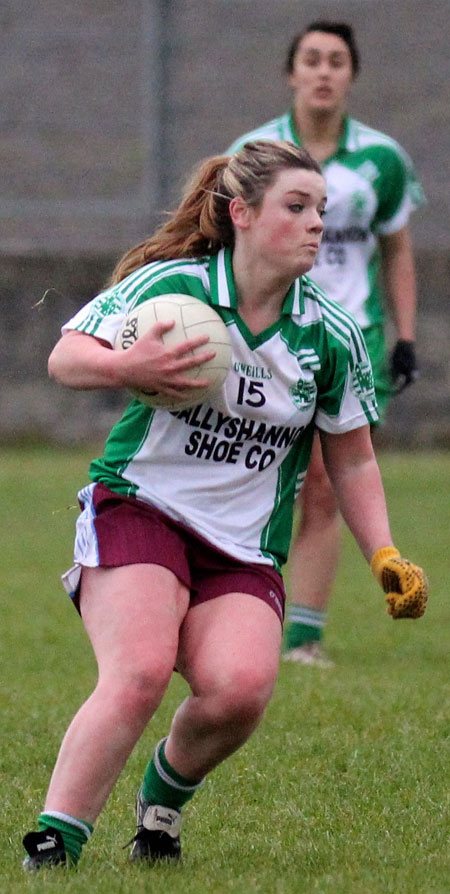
[23,140,427,870]
[228,22,424,666]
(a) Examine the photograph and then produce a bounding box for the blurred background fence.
[2,0,449,445]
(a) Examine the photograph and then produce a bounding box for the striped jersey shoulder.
[302,273,362,319]
[105,257,212,310]
[347,118,410,161]
[227,115,290,153]
[300,275,368,354]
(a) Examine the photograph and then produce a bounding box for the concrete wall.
[2,0,449,445]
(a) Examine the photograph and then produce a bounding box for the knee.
[101,656,174,721]
[211,664,276,727]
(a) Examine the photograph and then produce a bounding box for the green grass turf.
[1,446,449,893]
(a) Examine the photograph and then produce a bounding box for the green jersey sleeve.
[314,310,379,432]
[61,261,212,345]
[371,143,425,234]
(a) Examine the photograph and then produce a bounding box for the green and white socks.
[284,603,327,651]
[38,812,93,865]
[142,737,204,811]
[35,739,202,866]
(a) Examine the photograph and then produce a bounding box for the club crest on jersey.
[92,293,124,316]
[350,190,368,216]
[289,378,316,410]
[351,362,375,400]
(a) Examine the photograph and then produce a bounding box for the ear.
[287,71,297,90]
[229,196,251,230]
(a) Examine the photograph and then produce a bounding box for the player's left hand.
[390,339,418,392]
[371,546,428,619]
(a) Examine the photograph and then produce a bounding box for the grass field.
[1,446,450,893]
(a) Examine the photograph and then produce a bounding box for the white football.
[114,293,232,410]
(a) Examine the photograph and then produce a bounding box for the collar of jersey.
[286,110,350,163]
[209,248,304,344]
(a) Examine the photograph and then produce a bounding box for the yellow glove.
[370,547,428,619]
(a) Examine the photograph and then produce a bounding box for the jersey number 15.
[236,377,266,408]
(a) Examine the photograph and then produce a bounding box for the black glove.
[390,340,418,392]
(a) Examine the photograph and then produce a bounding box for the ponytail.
[108,140,322,286]
[109,155,233,285]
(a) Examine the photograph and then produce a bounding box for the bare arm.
[319,407,428,620]
[48,326,216,397]
[379,225,417,341]
[320,425,393,562]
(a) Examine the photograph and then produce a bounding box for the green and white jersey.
[228,113,424,329]
[63,248,377,570]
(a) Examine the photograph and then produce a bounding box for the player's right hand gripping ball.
[370,547,428,619]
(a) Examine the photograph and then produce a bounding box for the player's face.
[288,31,354,114]
[249,168,326,277]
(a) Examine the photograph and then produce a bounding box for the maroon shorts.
[80,483,285,623]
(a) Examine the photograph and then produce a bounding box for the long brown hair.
[109,140,322,285]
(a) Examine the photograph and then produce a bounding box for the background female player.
[22,140,427,870]
[228,21,425,667]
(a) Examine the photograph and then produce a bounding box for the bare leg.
[283,433,341,664]
[44,564,189,823]
[165,593,282,780]
[288,432,341,612]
